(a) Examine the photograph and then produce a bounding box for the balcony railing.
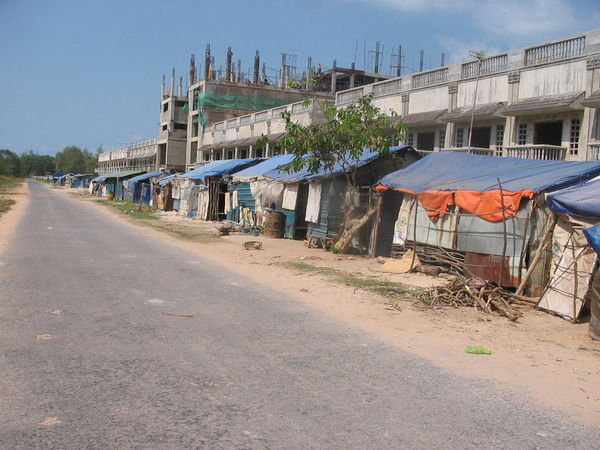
[587,143,600,161]
[444,147,495,156]
[461,54,508,79]
[412,68,448,89]
[373,79,402,97]
[337,87,364,105]
[505,145,566,160]
[525,36,585,66]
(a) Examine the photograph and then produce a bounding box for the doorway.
[470,126,491,148]
[534,121,562,146]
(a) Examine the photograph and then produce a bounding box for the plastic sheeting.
[584,224,600,256]
[231,154,294,183]
[305,182,322,223]
[376,151,600,222]
[197,93,293,112]
[262,146,416,183]
[548,177,600,218]
[250,180,285,221]
[179,158,261,183]
[282,184,299,210]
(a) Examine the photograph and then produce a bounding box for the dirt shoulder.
[66,187,600,425]
[0,181,29,257]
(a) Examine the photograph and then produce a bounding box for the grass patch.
[280,261,421,301]
[0,176,22,193]
[0,199,16,216]
[95,199,158,220]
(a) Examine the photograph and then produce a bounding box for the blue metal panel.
[282,209,296,239]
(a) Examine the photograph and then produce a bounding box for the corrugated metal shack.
[90,170,146,199]
[175,158,261,219]
[373,151,600,296]
[256,145,421,243]
[228,155,295,229]
[124,171,167,205]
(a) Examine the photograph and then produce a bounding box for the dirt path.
[0,182,29,257]
[60,187,600,425]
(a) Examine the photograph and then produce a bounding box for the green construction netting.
[196,93,293,112]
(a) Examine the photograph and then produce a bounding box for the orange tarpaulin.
[374,185,535,222]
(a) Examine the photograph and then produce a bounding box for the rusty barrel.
[264,211,284,238]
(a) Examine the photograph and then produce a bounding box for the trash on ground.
[465,345,492,355]
[164,312,194,318]
[243,241,262,250]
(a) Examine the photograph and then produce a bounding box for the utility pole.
[467,50,486,150]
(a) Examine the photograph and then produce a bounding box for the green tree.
[278,94,406,250]
[0,149,21,176]
[55,146,97,174]
[19,151,55,176]
[280,94,405,185]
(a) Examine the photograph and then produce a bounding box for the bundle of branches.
[418,276,529,321]
[391,243,466,276]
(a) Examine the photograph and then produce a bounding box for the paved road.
[0,181,597,449]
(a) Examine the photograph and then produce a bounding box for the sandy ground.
[23,186,600,425]
[0,182,29,257]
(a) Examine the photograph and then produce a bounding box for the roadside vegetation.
[0,176,23,217]
[95,200,158,220]
[279,260,420,304]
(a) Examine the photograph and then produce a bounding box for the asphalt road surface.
[0,181,598,449]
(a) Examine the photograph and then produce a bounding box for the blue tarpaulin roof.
[547,177,600,217]
[91,170,145,183]
[158,174,177,185]
[261,146,415,183]
[179,158,261,182]
[231,154,294,181]
[127,171,166,185]
[377,151,600,193]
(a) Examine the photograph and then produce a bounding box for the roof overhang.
[399,109,447,126]
[581,89,600,109]
[503,92,584,117]
[441,103,506,123]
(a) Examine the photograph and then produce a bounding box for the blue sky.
[1,0,599,155]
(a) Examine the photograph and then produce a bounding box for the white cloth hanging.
[305,182,322,223]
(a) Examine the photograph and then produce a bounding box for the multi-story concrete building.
[197,29,600,163]
[337,29,600,161]
[96,139,158,175]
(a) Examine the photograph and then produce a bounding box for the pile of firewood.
[418,276,535,321]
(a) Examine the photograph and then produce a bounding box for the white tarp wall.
[250,181,285,224]
[538,215,599,320]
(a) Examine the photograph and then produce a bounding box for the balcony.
[587,143,600,161]
[504,145,566,160]
[444,147,495,156]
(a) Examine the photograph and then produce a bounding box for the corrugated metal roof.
[127,171,167,185]
[92,170,145,183]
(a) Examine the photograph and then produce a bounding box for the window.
[438,128,446,150]
[570,119,581,155]
[495,124,505,156]
[255,147,264,158]
[162,125,168,131]
[174,123,186,130]
[455,128,464,148]
[406,133,414,147]
[240,149,248,159]
[175,100,185,107]
[204,152,210,161]
[162,103,168,113]
[226,150,234,159]
[214,151,222,161]
[518,123,527,145]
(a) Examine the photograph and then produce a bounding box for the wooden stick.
[515,213,557,296]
